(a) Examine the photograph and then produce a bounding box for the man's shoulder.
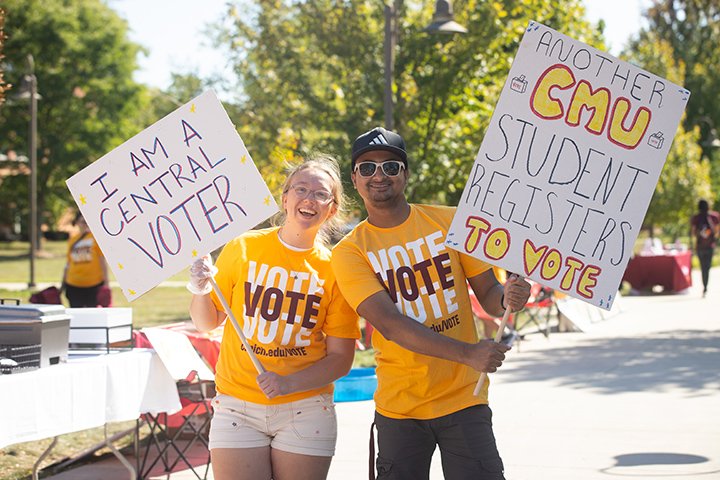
[333,221,366,249]
[413,203,455,213]
[412,204,457,225]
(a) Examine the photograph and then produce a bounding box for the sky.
[107,0,651,92]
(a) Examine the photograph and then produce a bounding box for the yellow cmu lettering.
[531,64,576,120]
[608,98,651,149]
[566,81,610,134]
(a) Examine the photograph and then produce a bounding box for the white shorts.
[208,393,337,457]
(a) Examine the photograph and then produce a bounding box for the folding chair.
[513,282,555,338]
[137,328,215,480]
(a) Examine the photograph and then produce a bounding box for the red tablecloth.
[622,251,692,292]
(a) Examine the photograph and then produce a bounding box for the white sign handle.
[210,278,265,374]
[473,307,512,396]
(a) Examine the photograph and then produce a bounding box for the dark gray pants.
[374,405,505,480]
[697,248,714,292]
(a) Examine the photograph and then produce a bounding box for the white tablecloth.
[0,349,181,449]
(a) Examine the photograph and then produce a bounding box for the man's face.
[351,150,409,207]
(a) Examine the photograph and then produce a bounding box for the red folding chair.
[137,328,215,480]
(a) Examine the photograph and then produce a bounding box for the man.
[331,127,531,480]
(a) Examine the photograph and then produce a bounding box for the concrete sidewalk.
[44,267,720,479]
[486,269,720,479]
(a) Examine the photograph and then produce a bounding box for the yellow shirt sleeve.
[331,239,386,312]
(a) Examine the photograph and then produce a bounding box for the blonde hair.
[274,153,348,246]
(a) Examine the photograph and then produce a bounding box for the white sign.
[66,90,278,301]
[447,22,690,310]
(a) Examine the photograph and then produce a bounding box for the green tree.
[623,33,712,238]
[217,0,602,206]
[640,0,720,203]
[0,0,146,234]
[134,73,211,132]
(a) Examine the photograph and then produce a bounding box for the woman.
[188,155,360,480]
[691,199,720,297]
[61,213,109,307]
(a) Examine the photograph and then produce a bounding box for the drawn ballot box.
[510,75,528,93]
[648,132,664,149]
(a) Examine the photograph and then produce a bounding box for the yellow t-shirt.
[65,233,105,287]
[332,205,492,420]
[211,227,360,405]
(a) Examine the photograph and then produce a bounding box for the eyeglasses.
[354,160,405,177]
[286,184,335,204]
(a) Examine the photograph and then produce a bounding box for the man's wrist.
[500,293,506,312]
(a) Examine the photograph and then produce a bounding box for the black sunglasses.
[354,160,405,177]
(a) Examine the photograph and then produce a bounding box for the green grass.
[0,240,193,327]
[0,422,141,480]
[0,241,67,283]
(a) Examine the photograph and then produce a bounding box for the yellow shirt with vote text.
[211,227,360,404]
[332,205,492,419]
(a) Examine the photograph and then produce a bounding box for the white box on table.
[67,308,133,345]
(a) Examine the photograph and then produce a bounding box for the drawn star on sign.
[241,154,247,164]
[190,103,196,113]
[79,194,87,205]
[264,196,271,206]
[192,250,198,257]
[117,263,124,270]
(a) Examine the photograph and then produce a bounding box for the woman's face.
[282,168,337,233]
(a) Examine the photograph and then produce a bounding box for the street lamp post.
[383,0,467,130]
[25,55,38,288]
[384,2,396,130]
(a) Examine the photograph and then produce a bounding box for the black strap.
[369,421,376,480]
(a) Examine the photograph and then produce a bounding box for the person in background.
[691,199,720,297]
[61,212,109,307]
[188,155,360,480]
[331,127,531,480]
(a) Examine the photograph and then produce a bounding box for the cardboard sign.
[447,22,690,310]
[66,90,278,301]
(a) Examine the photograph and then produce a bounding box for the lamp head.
[424,0,467,34]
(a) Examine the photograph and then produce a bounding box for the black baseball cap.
[351,127,407,168]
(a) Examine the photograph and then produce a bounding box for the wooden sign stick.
[210,278,265,374]
[473,307,512,396]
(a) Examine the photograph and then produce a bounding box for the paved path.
[41,267,720,479]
